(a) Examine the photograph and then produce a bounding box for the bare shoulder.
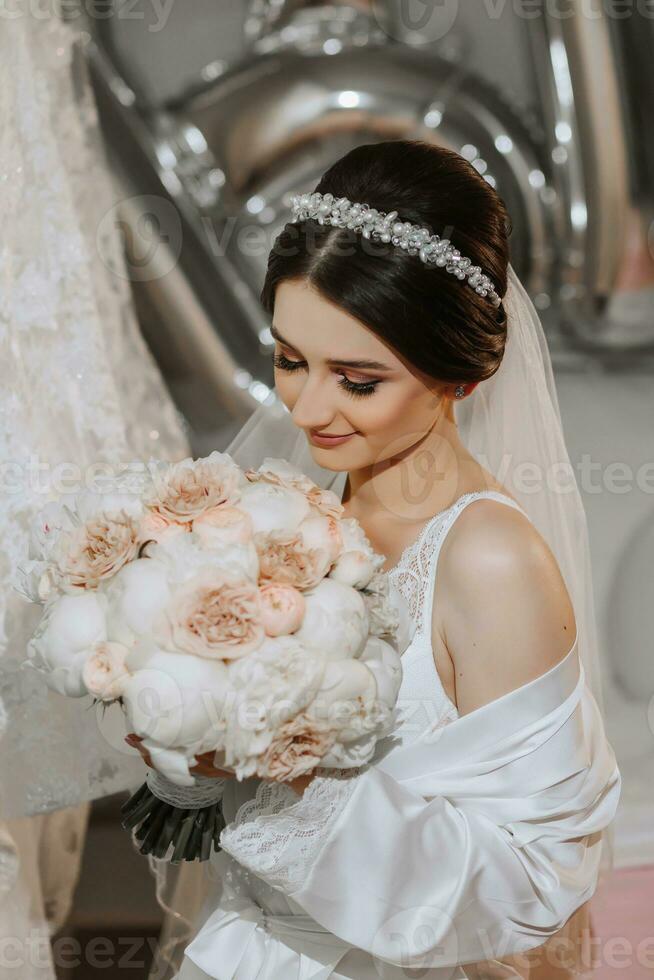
[434,496,577,716]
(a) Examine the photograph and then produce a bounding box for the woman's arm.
[435,497,578,716]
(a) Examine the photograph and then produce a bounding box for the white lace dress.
[176,490,552,980]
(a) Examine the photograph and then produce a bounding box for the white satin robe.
[178,639,621,979]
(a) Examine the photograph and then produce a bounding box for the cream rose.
[82,641,130,702]
[144,451,245,524]
[259,583,305,636]
[156,567,265,661]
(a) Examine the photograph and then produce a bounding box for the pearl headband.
[289,191,502,309]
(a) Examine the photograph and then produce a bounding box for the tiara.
[289,191,501,309]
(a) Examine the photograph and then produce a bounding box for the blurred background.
[6,0,654,976]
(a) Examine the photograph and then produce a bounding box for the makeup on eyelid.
[271,351,380,397]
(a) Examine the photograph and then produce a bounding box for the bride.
[135,140,621,979]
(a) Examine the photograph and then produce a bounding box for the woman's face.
[271,279,451,473]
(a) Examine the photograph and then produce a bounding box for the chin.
[307,447,342,469]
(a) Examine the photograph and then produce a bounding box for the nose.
[290,374,336,431]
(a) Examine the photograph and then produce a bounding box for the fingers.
[124,737,232,778]
[124,734,153,768]
[190,752,235,779]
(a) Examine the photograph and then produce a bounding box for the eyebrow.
[270,324,392,371]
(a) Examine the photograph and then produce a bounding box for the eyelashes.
[272,352,379,398]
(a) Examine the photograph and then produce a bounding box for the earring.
[454,385,466,399]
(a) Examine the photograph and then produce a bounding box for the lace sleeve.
[219,766,362,893]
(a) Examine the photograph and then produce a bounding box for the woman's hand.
[125,733,318,792]
[124,733,236,778]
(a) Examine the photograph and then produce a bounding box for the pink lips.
[309,430,356,447]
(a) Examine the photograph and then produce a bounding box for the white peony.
[293,578,369,660]
[237,481,311,536]
[122,643,230,785]
[246,458,344,519]
[148,532,259,585]
[305,657,377,732]
[328,551,377,590]
[308,635,402,750]
[103,558,172,647]
[26,592,107,697]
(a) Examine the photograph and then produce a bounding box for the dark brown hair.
[261,139,512,384]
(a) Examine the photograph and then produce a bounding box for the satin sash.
[184,853,353,979]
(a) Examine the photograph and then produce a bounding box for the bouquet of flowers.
[15,452,407,861]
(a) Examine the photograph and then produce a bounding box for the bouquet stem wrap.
[121,772,226,863]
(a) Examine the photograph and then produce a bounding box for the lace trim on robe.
[219,767,361,892]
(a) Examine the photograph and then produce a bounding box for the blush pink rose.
[256,531,329,591]
[255,711,338,781]
[146,455,242,524]
[259,583,305,636]
[159,567,265,661]
[53,515,141,591]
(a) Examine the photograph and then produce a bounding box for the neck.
[342,403,475,526]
